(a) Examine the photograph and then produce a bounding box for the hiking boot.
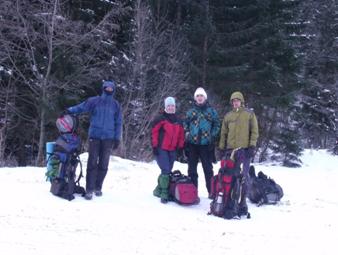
[161,198,168,204]
[84,192,93,200]
[238,205,248,216]
[159,174,170,202]
[95,190,102,197]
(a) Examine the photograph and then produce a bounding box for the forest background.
[0,0,337,167]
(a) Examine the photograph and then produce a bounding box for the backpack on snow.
[169,170,199,205]
[46,114,85,201]
[248,166,283,206]
[209,158,246,219]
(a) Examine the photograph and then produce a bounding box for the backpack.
[248,166,283,206]
[46,115,85,201]
[209,159,244,219]
[169,170,199,205]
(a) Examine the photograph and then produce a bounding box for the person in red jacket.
[151,97,185,203]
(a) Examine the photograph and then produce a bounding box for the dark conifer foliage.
[0,0,337,166]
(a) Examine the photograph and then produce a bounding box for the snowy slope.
[1,150,338,255]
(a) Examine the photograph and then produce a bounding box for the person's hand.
[176,148,185,163]
[152,147,159,156]
[112,139,120,150]
[248,146,256,158]
[216,148,226,160]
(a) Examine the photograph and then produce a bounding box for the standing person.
[65,80,122,200]
[218,91,259,215]
[151,97,185,204]
[184,87,220,197]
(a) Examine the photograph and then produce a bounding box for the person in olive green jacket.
[219,91,259,215]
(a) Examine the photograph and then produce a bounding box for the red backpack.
[209,159,247,219]
[169,170,199,205]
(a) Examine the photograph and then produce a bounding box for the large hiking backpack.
[46,115,85,201]
[209,159,244,219]
[169,170,199,205]
[248,166,283,206]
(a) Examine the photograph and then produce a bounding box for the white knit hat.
[194,87,207,99]
[164,97,176,108]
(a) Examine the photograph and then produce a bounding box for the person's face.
[195,94,206,105]
[232,98,241,109]
[165,104,176,114]
[105,86,113,92]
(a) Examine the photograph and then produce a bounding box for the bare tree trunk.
[36,0,58,166]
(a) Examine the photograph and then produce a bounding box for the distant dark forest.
[0,0,337,167]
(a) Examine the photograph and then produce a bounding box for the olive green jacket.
[219,107,259,150]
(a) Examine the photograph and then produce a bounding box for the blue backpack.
[46,115,85,200]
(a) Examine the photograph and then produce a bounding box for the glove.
[152,147,159,156]
[177,148,183,158]
[216,148,226,160]
[247,146,256,158]
[112,139,120,150]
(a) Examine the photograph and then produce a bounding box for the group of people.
[151,87,259,215]
[64,80,259,214]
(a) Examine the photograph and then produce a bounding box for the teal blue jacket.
[184,102,220,145]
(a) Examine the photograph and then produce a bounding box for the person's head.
[164,97,176,114]
[102,80,115,95]
[194,87,207,105]
[230,91,244,109]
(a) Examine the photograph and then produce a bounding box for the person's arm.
[151,116,163,148]
[67,97,96,115]
[178,123,185,149]
[219,116,228,150]
[249,113,259,147]
[211,108,221,141]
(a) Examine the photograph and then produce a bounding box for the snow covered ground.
[1,149,338,255]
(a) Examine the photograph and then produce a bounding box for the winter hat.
[164,97,176,108]
[194,87,207,99]
[230,91,244,104]
[102,80,115,90]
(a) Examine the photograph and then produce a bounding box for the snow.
[1,150,338,255]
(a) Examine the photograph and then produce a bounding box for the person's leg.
[237,148,251,215]
[156,149,171,203]
[199,145,214,194]
[187,143,199,188]
[95,139,113,195]
[85,139,101,199]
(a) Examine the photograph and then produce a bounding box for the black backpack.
[46,115,85,201]
[248,166,283,206]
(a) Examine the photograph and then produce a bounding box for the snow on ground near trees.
[1,150,338,255]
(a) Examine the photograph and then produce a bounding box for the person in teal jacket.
[184,87,220,196]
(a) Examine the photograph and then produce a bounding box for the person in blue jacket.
[66,80,122,200]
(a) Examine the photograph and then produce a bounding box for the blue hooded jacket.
[67,81,122,140]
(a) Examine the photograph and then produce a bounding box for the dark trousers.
[187,143,213,193]
[86,138,113,192]
[156,148,176,175]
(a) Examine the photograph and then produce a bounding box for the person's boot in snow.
[153,175,161,198]
[85,191,93,200]
[159,174,170,204]
[95,190,102,197]
[238,186,248,216]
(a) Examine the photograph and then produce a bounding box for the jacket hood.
[102,80,116,95]
[230,91,244,104]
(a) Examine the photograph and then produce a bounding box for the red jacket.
[151,112,185,151]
